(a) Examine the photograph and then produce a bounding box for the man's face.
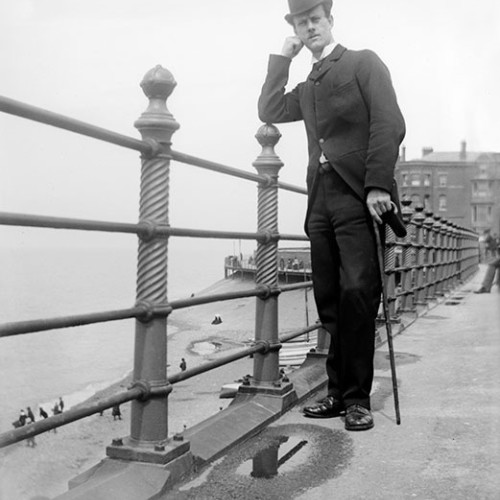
[292,5,333,55]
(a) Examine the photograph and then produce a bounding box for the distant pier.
[224,247,312,283]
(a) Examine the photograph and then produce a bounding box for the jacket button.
[319,138,324,144]
[315,81,320,86]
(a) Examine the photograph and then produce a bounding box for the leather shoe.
[303,396,345,418]
[345,404,374,431]
[474,287,489,294]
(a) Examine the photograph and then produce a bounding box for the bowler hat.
[285,0,333,24]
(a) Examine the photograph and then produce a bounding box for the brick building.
[395,141,500,234]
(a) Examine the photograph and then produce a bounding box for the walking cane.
[373,219,401,425]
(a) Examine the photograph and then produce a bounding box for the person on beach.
[52,402,61,415]
[26,406,35,423]
[180,358,187,371]
[258,0,405,430]
[59,396,65,412]
[18,409,27,426]
[112,404,122,420]
[39,407,49,419]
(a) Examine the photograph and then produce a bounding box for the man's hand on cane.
[366,188,393,224]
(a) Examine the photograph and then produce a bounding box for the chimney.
[422,147,434,157]
[460,140,467,160]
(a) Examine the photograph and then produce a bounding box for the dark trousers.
[481,257,500,291]
[306,168,381,409]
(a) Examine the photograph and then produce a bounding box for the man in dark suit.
[258,0,405,430]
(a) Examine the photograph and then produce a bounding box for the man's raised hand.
[281,36,304,59]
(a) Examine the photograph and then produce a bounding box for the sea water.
[0,239,232,432]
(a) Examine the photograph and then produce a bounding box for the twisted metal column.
[432,215,445,296]
[400,200,415,312]
[107,66,185,464]
[251,124,283,388]
[413,205,427,307]
[384,225,397,317]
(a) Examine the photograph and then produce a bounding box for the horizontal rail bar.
[165,227,265,241]
[168,323,320,384]
[168,344,262,384]
[0,277,314,338]
[171,150,307,195]
[0,307,144,338]
[0,211,141,234]
[279,281,313,292]
[161,286,272,312]
[0,321,321,447]
[0,212,286,242]
[278,233,309,241]
[0,95,151,155]
[279,323,320,343]
[0,282,307,338]
[276,181,307,195]
[171,150,264,183]
[0,387,143,448]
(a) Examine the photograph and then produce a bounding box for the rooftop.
[405,151,500,164]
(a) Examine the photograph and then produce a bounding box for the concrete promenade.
[166,267,500,499]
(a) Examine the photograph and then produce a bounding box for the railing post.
[413,205,427,309]
[384,224,397,318]
[253,123,282,385]
[433,215,445,296]
[107,66,189,465]
[442,219,453,293]
[450,224,459,287]
[400,199,415,313]
[423,210,435,302]
[239,124,294,404]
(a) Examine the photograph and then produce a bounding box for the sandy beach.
[0,277,316,500]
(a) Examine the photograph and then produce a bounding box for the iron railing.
[0,64,479,456]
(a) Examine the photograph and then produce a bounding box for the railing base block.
[306,349,328,358]
[59,448,194,500]
[106,436,190,465]
[237,380,294,398]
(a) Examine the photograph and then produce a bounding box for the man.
[484,230,496,260]
[258,0,405,430]
[475,257,500,293]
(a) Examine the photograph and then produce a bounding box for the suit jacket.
[258,44,405,201]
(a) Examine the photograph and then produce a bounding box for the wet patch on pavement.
[171,424,353,499]
[374,350,420,371]
[370,374,400,412]
[444,293,468,306]
[420,315,449,320]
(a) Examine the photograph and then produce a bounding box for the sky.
[0,0,499,252]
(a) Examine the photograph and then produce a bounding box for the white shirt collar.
[311,41,338,64]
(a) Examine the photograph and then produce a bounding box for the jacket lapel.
[308,44,347,82]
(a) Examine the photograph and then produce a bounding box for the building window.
[474,205,489,223]
[402,174,409,187]
[424,194,431,211]
[423,174,431,186]
[438,195,447,211]
[474,180,492,197]
[411,174,421,186]
[438,174,447,187]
